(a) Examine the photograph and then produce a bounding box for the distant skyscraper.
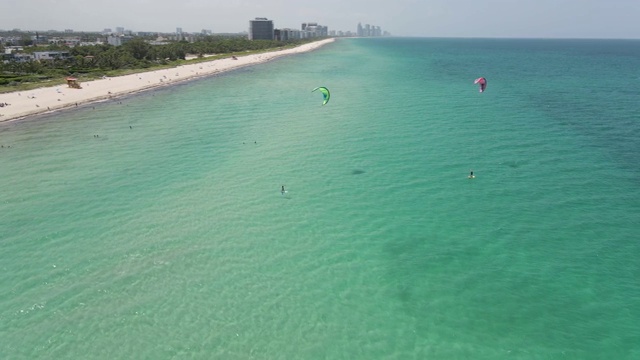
[115,27,124,34]
[249,18,274,40]
[299,22,327,37]
[357,23,363,37]
[176,27,183,34]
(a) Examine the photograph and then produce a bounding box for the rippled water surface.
[1,38,639,359]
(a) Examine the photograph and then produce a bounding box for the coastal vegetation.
[0,36,320,93]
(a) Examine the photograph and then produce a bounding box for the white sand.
[0,38,335,123]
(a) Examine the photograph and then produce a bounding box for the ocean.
[1,38,639,359]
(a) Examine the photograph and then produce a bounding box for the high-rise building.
[356,23,385,37]
[249,18,274,40]
[300,22,328,37]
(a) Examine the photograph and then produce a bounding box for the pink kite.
[474,77,487,92]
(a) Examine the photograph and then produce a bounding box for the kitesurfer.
[474,77,487,92]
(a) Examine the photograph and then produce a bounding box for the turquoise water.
[1,38,639,359]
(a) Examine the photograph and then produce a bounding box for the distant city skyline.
[1,0,639,39]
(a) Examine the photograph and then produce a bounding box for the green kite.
[312,87,330,105]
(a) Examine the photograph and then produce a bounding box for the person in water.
[281,185,285,194]
[469,170,475,179]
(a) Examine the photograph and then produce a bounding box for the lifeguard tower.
[66,77,82,89]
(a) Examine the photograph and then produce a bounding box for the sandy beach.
[0,38,335,123]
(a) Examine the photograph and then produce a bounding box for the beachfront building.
[33,51,71,61]
[356,23,384,37]
[107,35,134,46]
[48,37,81,47]
[301,23,328,37]
[107,36,122,46]
[275,23,336,40]
[2,52,33,63]
[30,33,49,45]
[249,18,274,40]
[3,46,24,53]
[277,28,303,41]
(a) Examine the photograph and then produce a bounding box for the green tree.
[21,36,34,46]
[123,38,152,60]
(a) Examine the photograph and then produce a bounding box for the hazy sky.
[2,0,639,38]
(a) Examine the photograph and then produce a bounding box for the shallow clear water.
[1,38,639,359]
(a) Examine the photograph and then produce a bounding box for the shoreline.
[0,38,335,124]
